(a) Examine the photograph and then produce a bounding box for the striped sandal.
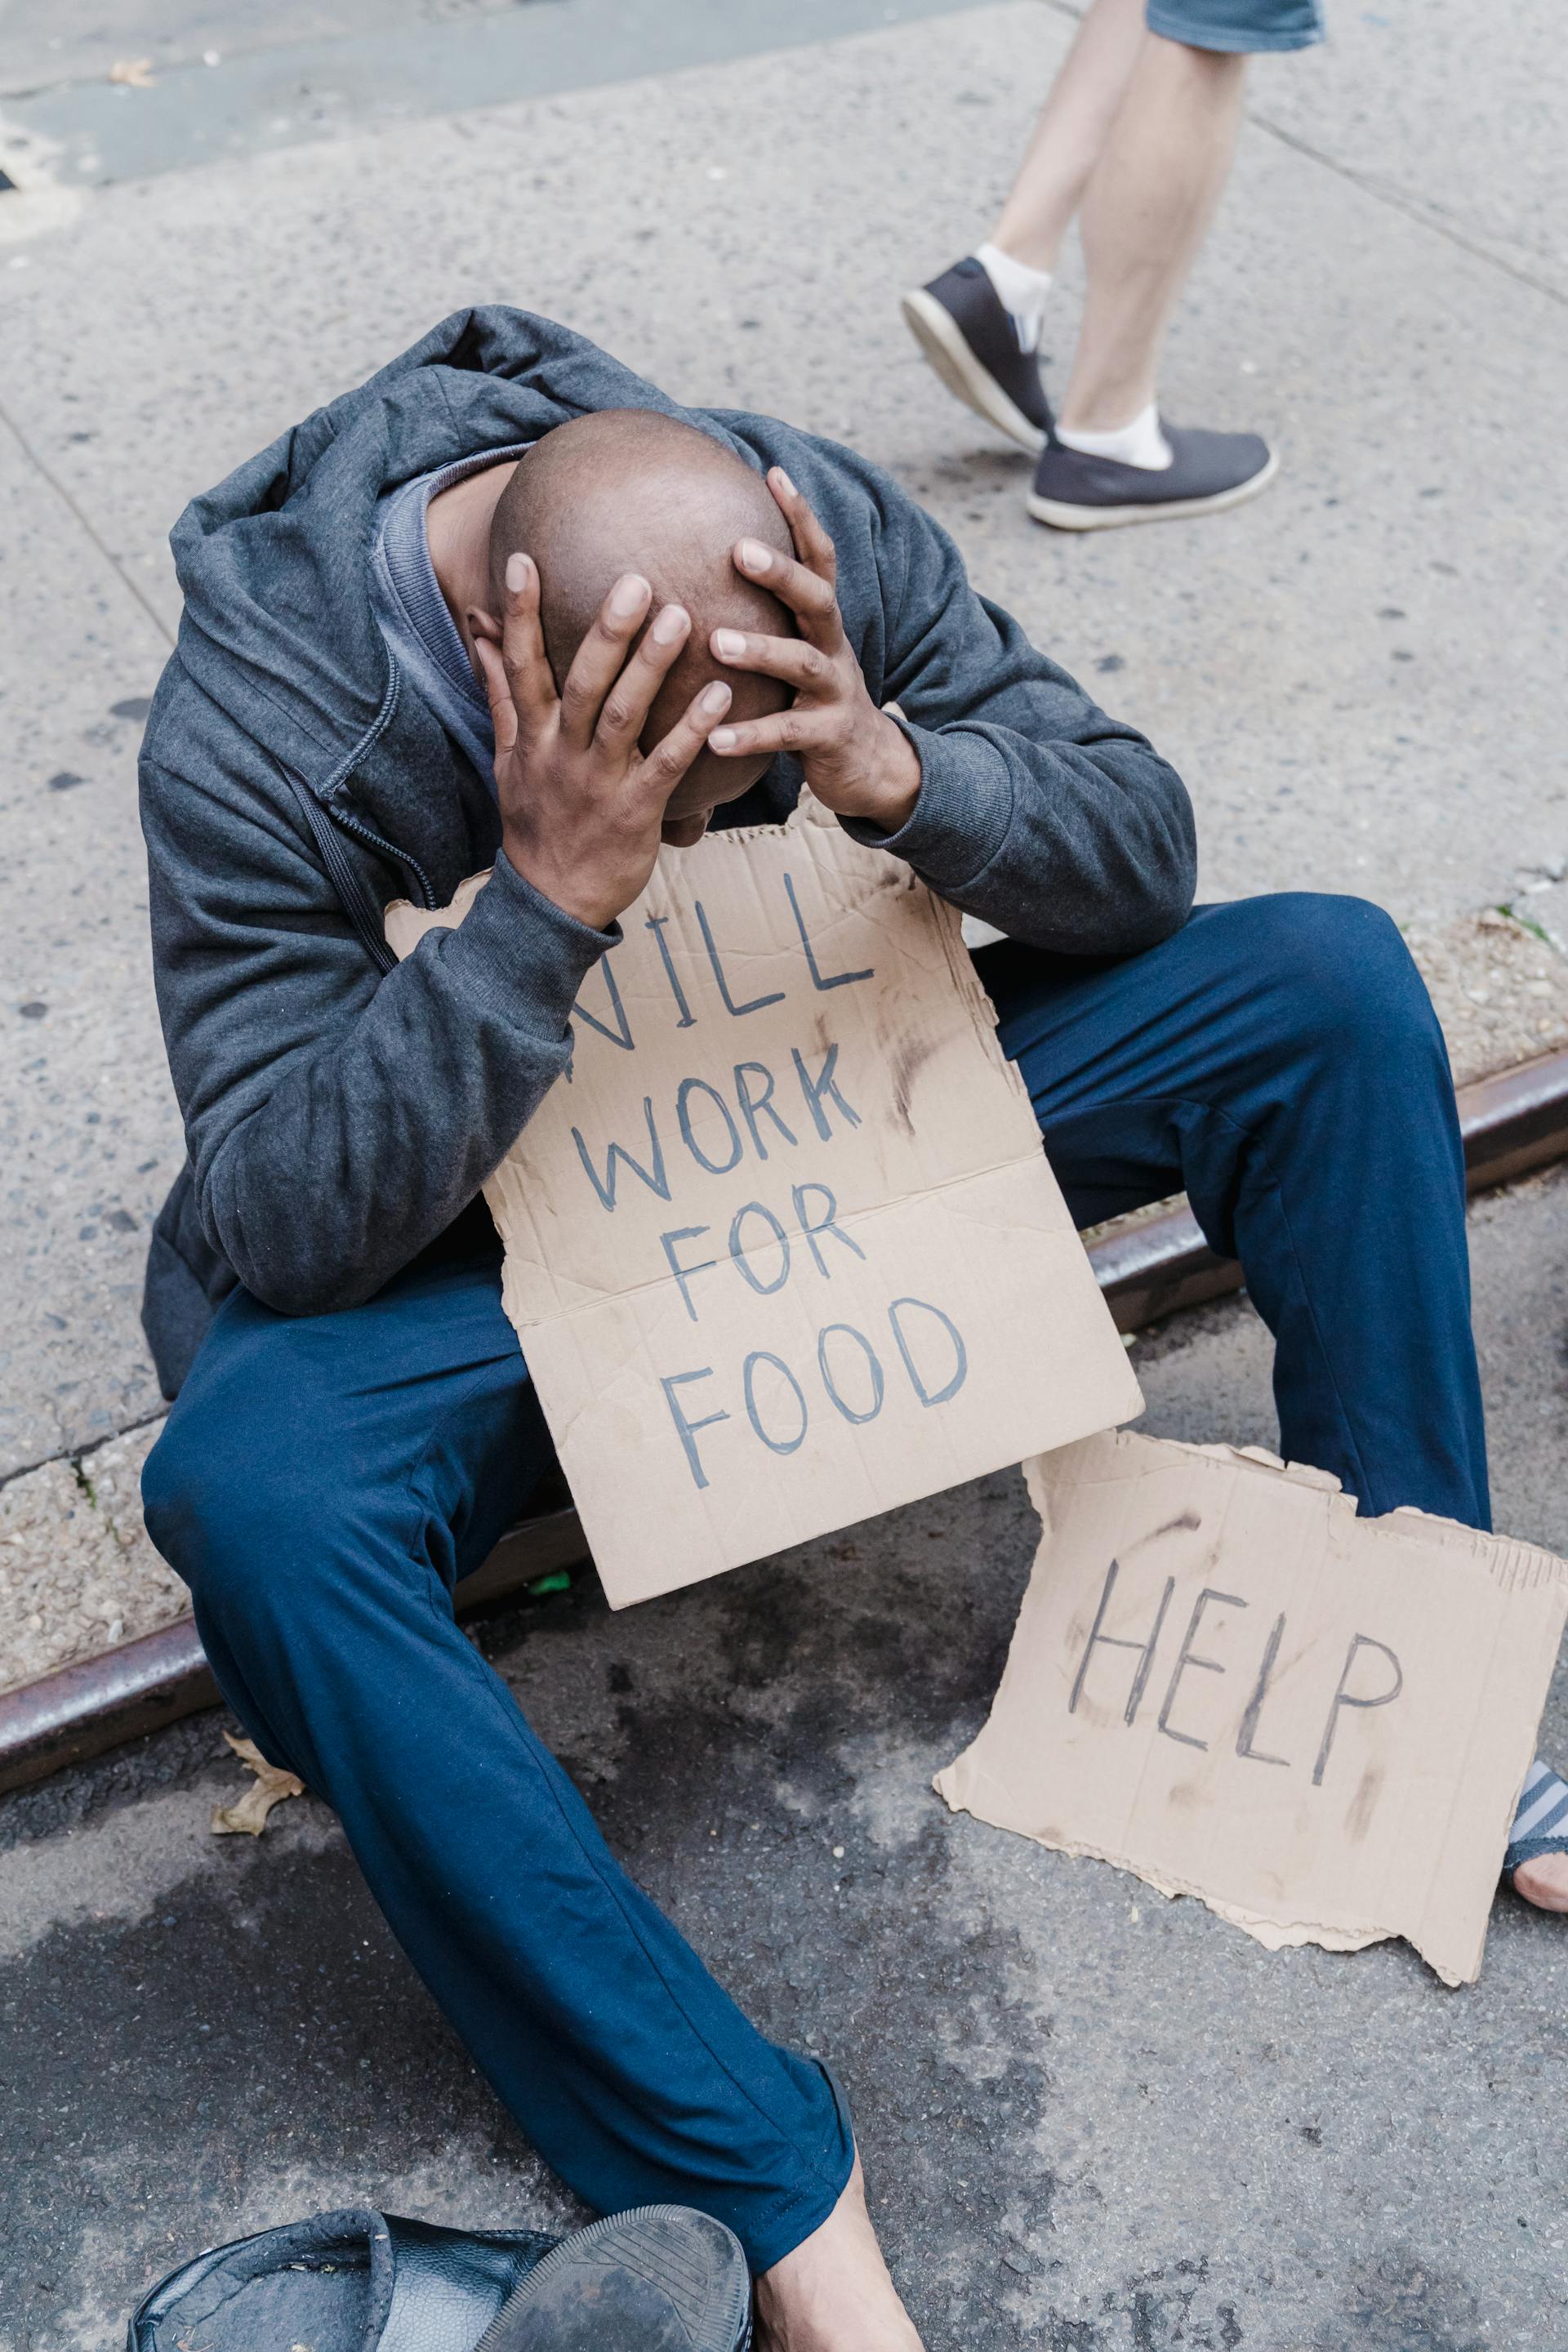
[1503,1757,1568,1898]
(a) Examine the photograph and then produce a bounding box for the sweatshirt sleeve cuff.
[438,849,620,1037]
[837,719,1013,893]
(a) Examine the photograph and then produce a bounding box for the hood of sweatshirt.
[156,307,767,901]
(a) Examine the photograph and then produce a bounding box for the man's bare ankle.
[754,2161,924,2352]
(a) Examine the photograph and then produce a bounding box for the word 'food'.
[661,1296,969,1489]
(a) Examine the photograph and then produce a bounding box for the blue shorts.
[1146,0,1323,52]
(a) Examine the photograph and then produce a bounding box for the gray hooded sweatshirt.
[140,307,1196,1395]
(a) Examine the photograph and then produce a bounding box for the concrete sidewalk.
[2,0,1566,1487]
[2,5,1566,2346]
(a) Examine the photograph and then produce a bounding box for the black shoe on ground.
[1027,421,1277,529]
[127,2207,559,2350]
[901,255,1053,453]
[127,2203,751,2352]
[478,2206,752,2352]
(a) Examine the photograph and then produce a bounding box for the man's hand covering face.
[708,469,922,839]
[472,559,735,931]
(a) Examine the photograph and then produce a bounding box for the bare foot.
[754,2158,924,2352]
[1513,1851,1568,1912]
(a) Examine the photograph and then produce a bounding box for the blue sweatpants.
[141,892,1487,2271]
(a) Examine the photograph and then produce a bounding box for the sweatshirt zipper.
[327,802,437,910]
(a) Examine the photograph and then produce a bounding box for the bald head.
[487,409,795,816]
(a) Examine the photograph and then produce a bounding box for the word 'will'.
[572,877,875,1054]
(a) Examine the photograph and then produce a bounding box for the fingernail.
[610,573,649,618]
[714,628,746,661]
[773,468,797,498]
[702,684,733,715]
[652,604,688,645]
[737,540,772,575]
[506,552,530,593]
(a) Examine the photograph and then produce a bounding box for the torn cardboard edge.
[943,1776,1388,1958]
[935,1429,1568,1986]
[12,1046,1568,1797]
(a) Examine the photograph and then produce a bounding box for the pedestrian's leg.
[141,1245,856,2278]
[990,0,1148,274]
[910,1,1295,508]
[900,0,1143,452]
[1058,30,1247,434]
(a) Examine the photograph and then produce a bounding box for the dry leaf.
[211,1731,305,1837]
[109,58,157,87]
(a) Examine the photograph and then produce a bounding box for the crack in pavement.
[0,398,176,646]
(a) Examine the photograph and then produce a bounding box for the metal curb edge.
[0,1507,589,1797]
[4,1048,1566,1798]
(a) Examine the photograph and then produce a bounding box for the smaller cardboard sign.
[935,1429,1568,1985]
[388,799,1143,1607]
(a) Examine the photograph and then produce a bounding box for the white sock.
[974,242,1052,354]
[1055,402,1173,471]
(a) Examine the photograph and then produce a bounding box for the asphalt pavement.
[7,1166,1568,2350]
[2,3,1566,2347]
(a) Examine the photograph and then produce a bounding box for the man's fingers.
[767,465,839,589]
[472,633,521,759]
[707,705,826,761]
[496,551,555,732]
[710,627,831,694]
[559,572,653,749]
[733,533,843,649]
[639,679,733,798]
[595,602,693,751]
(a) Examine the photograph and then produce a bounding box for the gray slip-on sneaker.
[901,256,1053,454]
[475,2205,752,2352]
[127,2207,559,2352]
[1028,422,1276,529]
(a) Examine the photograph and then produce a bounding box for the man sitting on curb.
[137,308,1568,2352]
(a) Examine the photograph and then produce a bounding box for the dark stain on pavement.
[0,1472,1051,2350]
[2,1463,1550,2352]
[0,1829,580,2349]
[1330,2243,1488,2352]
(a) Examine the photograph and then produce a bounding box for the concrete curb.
[4,1046,1566,1797]
[0,1505,588,1794]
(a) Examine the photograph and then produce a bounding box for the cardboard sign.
[388,798,1142,1605]
[935,1428,1568,1985]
